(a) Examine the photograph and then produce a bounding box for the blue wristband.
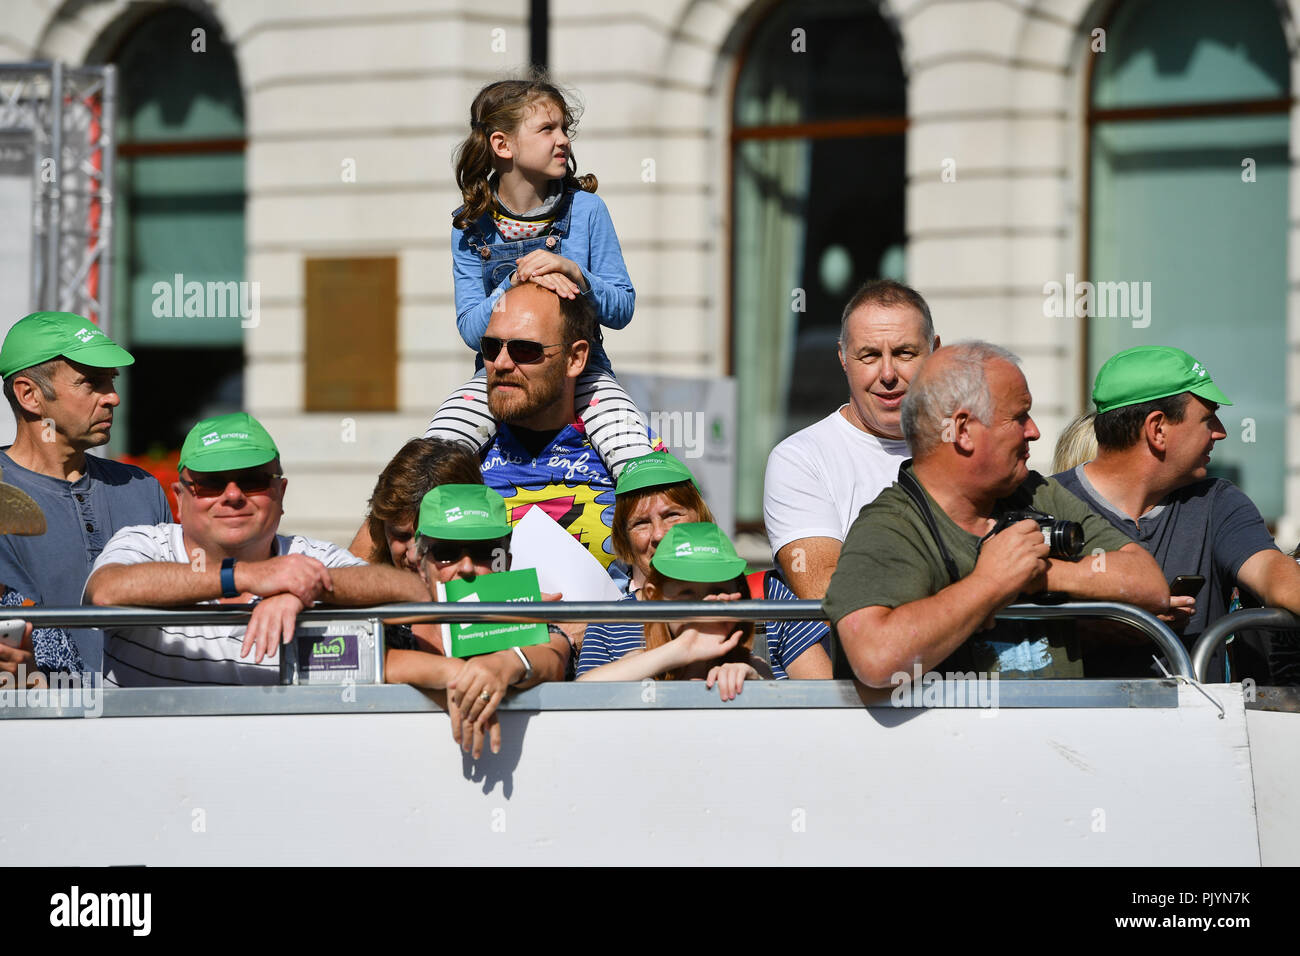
[220,558,238,598]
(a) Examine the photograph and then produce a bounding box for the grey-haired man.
[825,341,1167,687]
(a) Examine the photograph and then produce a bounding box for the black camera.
[984,509,1084,560]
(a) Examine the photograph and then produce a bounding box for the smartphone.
[1170,575,1206,598]
[0,618,26,648]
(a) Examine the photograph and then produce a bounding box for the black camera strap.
[896,462,961,587]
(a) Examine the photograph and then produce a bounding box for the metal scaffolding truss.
[0,61,116,332]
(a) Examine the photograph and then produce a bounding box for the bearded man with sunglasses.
[457,282,660,573]
[84,413,427,686]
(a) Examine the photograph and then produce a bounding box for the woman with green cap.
[577,522,771,700]
[609,450,715,595]
[597,451,830,680]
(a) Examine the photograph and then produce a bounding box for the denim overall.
[464,188,575,293]
[460,190,586,372]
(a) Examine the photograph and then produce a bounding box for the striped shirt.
[91,524,367,687]
[577,574,829,679]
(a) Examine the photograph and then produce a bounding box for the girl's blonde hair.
[639,567,754,681]
[1052,412,1098,474]
[453,72,597,229]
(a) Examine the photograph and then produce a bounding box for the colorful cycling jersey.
[480,422,662,569]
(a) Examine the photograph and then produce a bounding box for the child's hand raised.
[673,622,743,664]
[670,591,743,665]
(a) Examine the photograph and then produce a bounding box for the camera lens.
[1049,520,1084,559]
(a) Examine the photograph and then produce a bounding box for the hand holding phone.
[0,618,26,648]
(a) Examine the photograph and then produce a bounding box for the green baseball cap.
[615,451,697,495]
[651,522,747,583]
[179,413,280,472]
[417,484,511,541]
[1092,346,1233,415]
[0,311,134,378]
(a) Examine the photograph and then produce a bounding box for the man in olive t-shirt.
[823,342,1169,687]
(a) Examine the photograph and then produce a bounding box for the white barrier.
[0,681,1267,866]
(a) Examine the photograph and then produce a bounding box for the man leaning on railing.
[823,342,1169,687]
[82,413,426,687]
[1054,346,1300,681]
[384,483,574,759]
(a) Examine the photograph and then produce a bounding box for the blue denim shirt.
[452,188,635,375]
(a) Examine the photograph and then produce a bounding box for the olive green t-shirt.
[823,465,1134,677]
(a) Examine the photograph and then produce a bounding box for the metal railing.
[18,598,1193,679]
[1192,607,1300,682]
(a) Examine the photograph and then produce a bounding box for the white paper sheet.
[507,507,625,602]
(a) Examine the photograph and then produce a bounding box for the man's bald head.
[902,341,1021,457]
[494,282,598,349]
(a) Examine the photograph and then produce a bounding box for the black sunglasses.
[180,470,283,498]
[480,336,563,365]
[427,538,508,566]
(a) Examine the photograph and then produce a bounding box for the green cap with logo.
[179,412,280,472]
[418,484,511,541]
[0,311,135,378]
[615,451,697,495]
[651,522,747,583]
[1092,346,1233,415]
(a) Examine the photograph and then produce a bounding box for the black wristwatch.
[220,558,239,598]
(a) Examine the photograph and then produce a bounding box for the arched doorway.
[107,6,246,460]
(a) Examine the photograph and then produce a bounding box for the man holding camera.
[823,341,1168,687]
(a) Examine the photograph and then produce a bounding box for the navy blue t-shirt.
[0,450,172,675]
[1053,465,1277,643]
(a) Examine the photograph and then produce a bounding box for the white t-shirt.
[90,524,367,688]
[763,407,910,555]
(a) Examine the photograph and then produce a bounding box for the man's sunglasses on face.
[180,469,283,498]
[480,336,563,365]
[428,537,508,566]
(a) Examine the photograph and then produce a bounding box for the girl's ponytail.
[453,124,498,229]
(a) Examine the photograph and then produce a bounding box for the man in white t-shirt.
[764,279,940,600]
[84,413,426,687]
